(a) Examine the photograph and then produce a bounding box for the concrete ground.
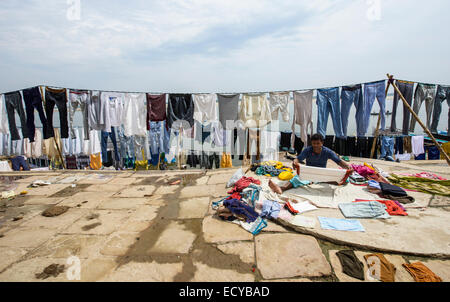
[0,157,449,282]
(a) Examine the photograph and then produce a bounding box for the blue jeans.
[316,88,343,138]
[379,136,394,159]
[341,85,364,137]
[148,120,170,156]
[430,85,450,133]
[101,127,120,163]
[363,80,386,135]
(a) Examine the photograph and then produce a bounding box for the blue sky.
[0,0,449,93]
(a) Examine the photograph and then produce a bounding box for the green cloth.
[255,165,283,177]
[388,174,450,197]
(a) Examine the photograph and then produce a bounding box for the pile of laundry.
[251,161,296,181]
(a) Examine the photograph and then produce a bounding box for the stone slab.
[178,197,210,219]
[22,197,65,206]
[83,184,126,193]
[100,232,139,256]
[190,262,254,282]
[154,185,179,195]
[217,242,255,264]
[61,210,133,235]
[0,257,70,282]
[0,227,56,248]
[20,208,88,230]
[179,185,214,199]
[149,221,196,254]
[97,197,148,210]
[27,234,107,259]
[100,261,183,282]
[255,233,331,279]
[0,247,30,272]
[202,215,253,243]
[277,207,450,257]
[207,173,234,185]
[108,177,139,185]
[114,186,156,198]
[57,192,114,208]
[26,184,72,196]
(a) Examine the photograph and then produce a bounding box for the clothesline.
[3,77,447,96]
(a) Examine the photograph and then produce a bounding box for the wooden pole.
[370,75,393,158]
[387,74,450,166]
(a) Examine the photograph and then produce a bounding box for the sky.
[0,0,449,94]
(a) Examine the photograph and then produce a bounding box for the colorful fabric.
[354,199,407,216]
[388,174,450,197]
[227,176,261,194]
[223,198,259,223]
[289,175,311,188]
[338,201,390,219]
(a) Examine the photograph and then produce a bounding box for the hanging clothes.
[336,250,365,280]
[240,93,271,128]
[341,84,364,137]
[410,83,436,132]
[291,90,313,149]
[101,127,120,165]
[193,93,217,123]
[88,91,108,132]
[44,87,69,139]
[146,94,167,129]
[23,129,43,159]
[167,94,194,129]
[4,91,28,141]
[0,94,8,134]
[260,130,280,161]
[100,92,124,132]
[411,136,425,156]
[22,86,50,142]
[391,80,414,134]
[363,80,387,135]
[316,88,343,139]
[123,93,147,137]
[268,92,290,122]
[218,94,240,130]
[430,85,450,133]
[68,89,90,140]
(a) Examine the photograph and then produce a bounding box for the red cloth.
[227,177,261,194]
[354,199,408,216]
[227,192,242,200]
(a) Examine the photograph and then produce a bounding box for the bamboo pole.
[387,74,450,166]
[370,75,393,158]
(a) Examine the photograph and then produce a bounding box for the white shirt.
[123,93,147,137]
[0,94,8,134]
[101,92,124,129]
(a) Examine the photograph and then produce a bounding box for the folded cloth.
[261,200,281,219]
[318,216,365,232]
[351,164,375,178]
[368,180,381,190]
[379,182,407,197]
[223,198,259,223]
[289,201,318,214]
[354,199,407,216]
[338,201,391,219]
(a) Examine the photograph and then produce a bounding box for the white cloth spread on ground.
[298,165,347,183]
[285,183,380,209]
[260,130,280,161]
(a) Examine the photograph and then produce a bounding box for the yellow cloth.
[221,153,233,168]
[89,153,102,170]
[279,171,294,181]
[441,143,450,160]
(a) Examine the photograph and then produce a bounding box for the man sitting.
[269,133,352,194]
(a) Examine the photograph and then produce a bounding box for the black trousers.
[23,87,51,142]
[45,87,69,139]
[4,91,28,141]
